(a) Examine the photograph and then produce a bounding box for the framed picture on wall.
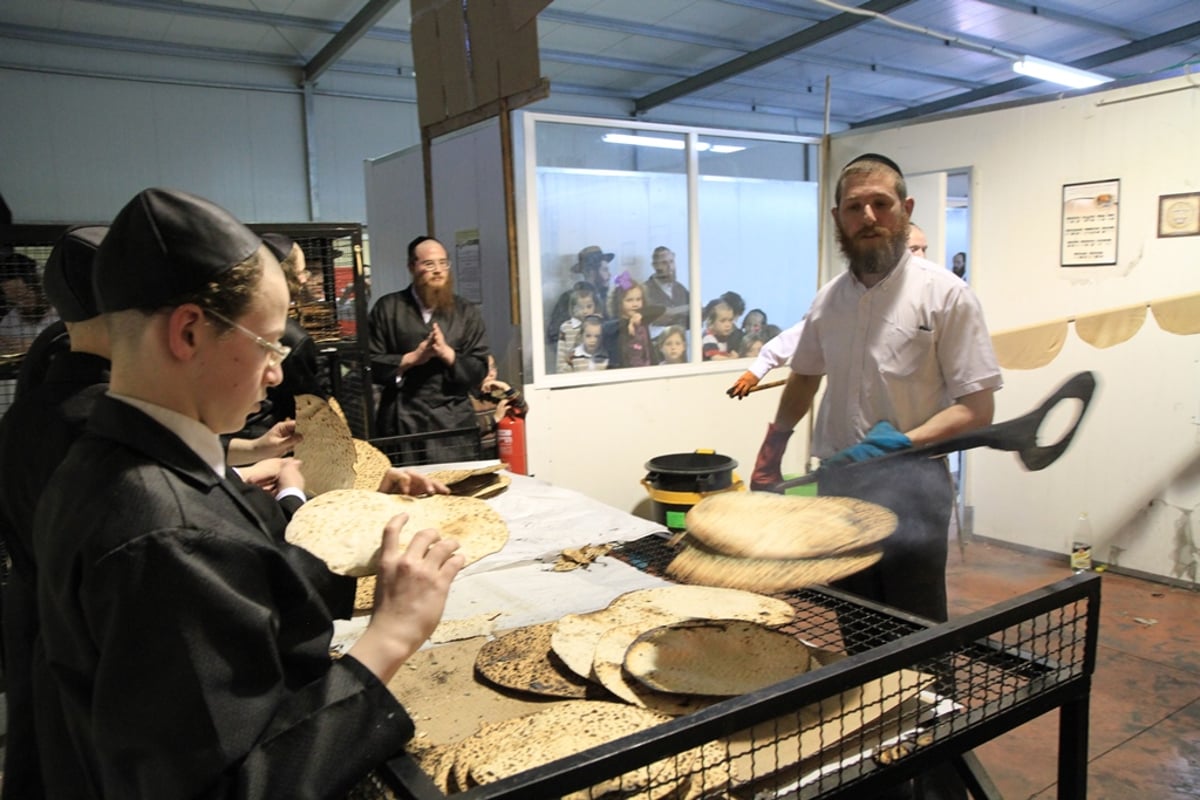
[1060,179,1119,267]
[1157,192,1200,238]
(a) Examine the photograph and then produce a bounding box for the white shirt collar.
[108,392,227,477]
[411,285,433,324]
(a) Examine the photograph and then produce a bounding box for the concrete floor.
[946,539,1200,800]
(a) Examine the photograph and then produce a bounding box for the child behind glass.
[555,285,598,373]
[656,325,687,364]
[567,315,609,371]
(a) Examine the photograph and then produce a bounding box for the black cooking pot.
[643,451,738,493]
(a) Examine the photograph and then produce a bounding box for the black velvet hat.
[260,232,294,262]
[43,225,107,322]
[95,188,262,312]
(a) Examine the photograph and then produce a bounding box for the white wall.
[0,46,419,225]
[526,370,811,519]
[829,75,1200,583]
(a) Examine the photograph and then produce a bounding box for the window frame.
[514,111,821,389]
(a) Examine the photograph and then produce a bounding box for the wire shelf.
[367,534,1099,800]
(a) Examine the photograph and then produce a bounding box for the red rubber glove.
[751,421,793,491]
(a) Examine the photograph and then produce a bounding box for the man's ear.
[166,304,206,361]
[904,196,915,216]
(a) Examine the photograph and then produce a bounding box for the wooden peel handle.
[747,378,787,394]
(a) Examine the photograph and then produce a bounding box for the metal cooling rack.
[371,534,1100,800]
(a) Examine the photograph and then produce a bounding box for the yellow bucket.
[641,450,746,532]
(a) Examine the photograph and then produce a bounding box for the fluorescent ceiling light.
[1012,56,1113,89]
[601,133,744,154]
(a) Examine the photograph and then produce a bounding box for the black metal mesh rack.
[370,534,1100,800]
[0,222,378,433]
[370,427,486,468]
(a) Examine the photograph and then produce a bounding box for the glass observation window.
[526,115,819,383]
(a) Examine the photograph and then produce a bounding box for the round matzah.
[284,489,508,577]
[591,623,722,716]
[666,543,883,593]
[452,701,679,798]
[550,585,795,682]
[474,622,594,699]
[292,394,357,495]
[684,492,898,559]
[353,576,376,615]
[625,619,812,696]
[352,438,392,491]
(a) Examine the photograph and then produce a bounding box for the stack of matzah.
[665,492,897,592]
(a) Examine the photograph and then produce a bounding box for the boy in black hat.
[0,225,110,800]
[33,188,464,798]
[226,231,325,459]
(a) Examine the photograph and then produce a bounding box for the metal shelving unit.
[371,534,1100,800]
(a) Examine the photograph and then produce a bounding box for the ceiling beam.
[972,0,1144,42]
[634,0,916,113]
[857,19,1200,128]
[80,0,985,95]
[303,0,402,84]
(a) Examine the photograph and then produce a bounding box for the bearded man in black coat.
[369,235,490,465]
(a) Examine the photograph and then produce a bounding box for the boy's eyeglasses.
[204,308,291,367]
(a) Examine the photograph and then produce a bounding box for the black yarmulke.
[260,232,294,262]
[43,225,107,322]
[94,188,261,312]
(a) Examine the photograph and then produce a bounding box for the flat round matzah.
[591,623,722,716]
[625,619,812,696]
[451,701,679,799]
[550,585,795,683]
[474,623,594,699]
[352,438,392,491]
[293,394,357,495]
[685,492,898,559]
[666,543,883,593]
[285,489,508,577]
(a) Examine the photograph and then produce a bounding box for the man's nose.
[863,205,877,223]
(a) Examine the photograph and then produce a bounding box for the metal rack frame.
[376,538,1100,800]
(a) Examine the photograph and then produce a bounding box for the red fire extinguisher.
[496,388,528,475]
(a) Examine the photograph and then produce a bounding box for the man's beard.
[416,273,456,312]
[836,218,909,280]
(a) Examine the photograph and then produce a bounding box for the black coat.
[368,287,489,464]
[0,350,108,799]
[33,396,404,799]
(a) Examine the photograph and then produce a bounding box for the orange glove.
[726,370,759,399]
[751,422,793,491]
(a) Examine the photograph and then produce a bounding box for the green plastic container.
[782,474,818,497]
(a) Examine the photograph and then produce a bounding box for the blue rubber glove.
[822,421,911,467]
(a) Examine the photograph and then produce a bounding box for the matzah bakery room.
[1,2,1198,797]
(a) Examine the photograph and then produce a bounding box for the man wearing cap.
[752,155,1000,798]
[369,235,491,464]
[642,245,690,330]
[546,244,615,344]
[231,232,326,444]
[32,189,463,798]
[0,226,110,799]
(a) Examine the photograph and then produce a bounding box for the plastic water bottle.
[1070,512,1093,573]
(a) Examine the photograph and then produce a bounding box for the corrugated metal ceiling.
[2,0,1198,131]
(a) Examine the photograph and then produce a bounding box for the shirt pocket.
[880,322,937,381]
